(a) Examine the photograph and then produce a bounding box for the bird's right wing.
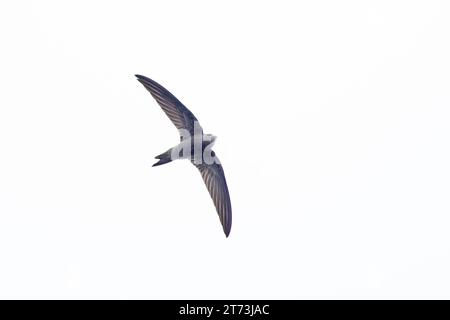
[135,74,202,138]
[192,158,232,237]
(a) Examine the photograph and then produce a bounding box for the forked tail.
[152,148,173,167]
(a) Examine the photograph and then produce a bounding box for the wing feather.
[192,157,232,237]
[135,74,202,137]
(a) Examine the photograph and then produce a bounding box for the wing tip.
[223,223,231,238]
[135,74,152,84]
[135,74,163,93]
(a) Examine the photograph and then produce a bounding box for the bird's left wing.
[192,157,232,237]
[135,74,202,138]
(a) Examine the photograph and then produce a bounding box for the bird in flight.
[135,74,232,237]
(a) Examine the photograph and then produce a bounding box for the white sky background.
[0,1,449,299]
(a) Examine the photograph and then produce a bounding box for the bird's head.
[204,134,217,145]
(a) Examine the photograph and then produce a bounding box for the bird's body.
[135,74,232,237]
[153,134,217,166]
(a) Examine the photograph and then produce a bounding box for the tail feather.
[152,149,173,167]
